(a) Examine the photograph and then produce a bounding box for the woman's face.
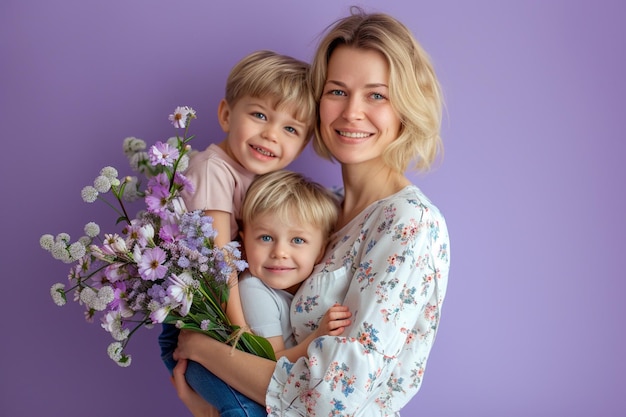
[319,45,402,167]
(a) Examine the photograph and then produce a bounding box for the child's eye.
[327,89,346,97]
[252,112,267,120]
[284,126,298,134]
[292,237,305,245]
[260,235,273,242]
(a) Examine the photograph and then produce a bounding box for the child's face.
[241,211,326,293]
[218,95,309,175]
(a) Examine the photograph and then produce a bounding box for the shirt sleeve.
[182,153,235,213]
[239,276,285,339]
[266,196,450,415]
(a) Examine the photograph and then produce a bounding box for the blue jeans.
[158,323,267,417]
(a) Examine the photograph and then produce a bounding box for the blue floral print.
[266,186,450,416]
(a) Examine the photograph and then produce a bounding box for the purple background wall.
[1,1,624,416]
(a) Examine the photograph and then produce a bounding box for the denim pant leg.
[158,323,180,373]
[158,323,267,417]
[185,360,267,417]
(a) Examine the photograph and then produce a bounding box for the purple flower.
[147,172,169,190]
[159,222,181,243]
[137,246,168,281]
[145,186,169,215]
[174,172,194,194]
[149,141,179,167]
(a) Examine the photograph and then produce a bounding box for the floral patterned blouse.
[266,185,450,416]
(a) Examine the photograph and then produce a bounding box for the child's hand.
[316,304,352,337]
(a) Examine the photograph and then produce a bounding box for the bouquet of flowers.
[40,107,275,366]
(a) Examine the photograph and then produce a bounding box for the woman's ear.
[217,99,231,132]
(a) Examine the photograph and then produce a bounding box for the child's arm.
[273,304,351,362]
[204,209,247,328]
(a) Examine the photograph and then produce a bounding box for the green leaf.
[238,332,276,361]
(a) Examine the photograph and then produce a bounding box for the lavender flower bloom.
[149,141,179,167]
[138,246,167,281]
[148,172,169,190]
[174,172,194,194]
[145,185,169,216]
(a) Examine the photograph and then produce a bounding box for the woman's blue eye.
[330,89,346,96]
[292,237,305,244]
[371,92,386,100]
[260,235,272,242]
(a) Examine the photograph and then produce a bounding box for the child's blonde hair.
[241,170,339,240]
[310,8,444,172]
[226,50,316,143]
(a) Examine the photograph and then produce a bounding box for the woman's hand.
[173,329,205,362]
[171,359,220,417]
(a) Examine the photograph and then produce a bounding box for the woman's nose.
[342,97,364,121]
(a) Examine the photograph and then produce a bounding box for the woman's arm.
[174,331,275,405]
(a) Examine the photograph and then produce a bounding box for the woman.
[172,8,450,416]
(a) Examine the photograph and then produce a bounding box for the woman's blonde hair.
[241,170,339,240]
[310,8,444,172]
[226,50,316,142]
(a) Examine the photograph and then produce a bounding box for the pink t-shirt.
[181,143,256,240]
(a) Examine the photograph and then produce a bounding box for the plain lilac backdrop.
[1,1,625,416]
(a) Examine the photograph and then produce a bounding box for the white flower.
[100,166,118,179]
[140,224,154,242]
[68,242,86,261]
[122,176,141,202]
[169,106,196,128]
[81,186,99,203]
[50,283,66,306]
[103,233,127,254]
[107,341,123,361]
[51,242,70,263]
[101,311,129,341]
[177,154,190,172]
[175,320,184,329]
[167,272,197,316]
[40,234,54,251]
[80,287,97,306]
[93,175,112,193]
[122,136,146,156]
[56,233,70,243]
[201,319,211,331]
[107,342,132,366]
[98,286,115,305]
[117,354,132,367]
[84,222,100,237]
[78,236,92,247]
[129,151,150,172]
[150,305,170,324]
